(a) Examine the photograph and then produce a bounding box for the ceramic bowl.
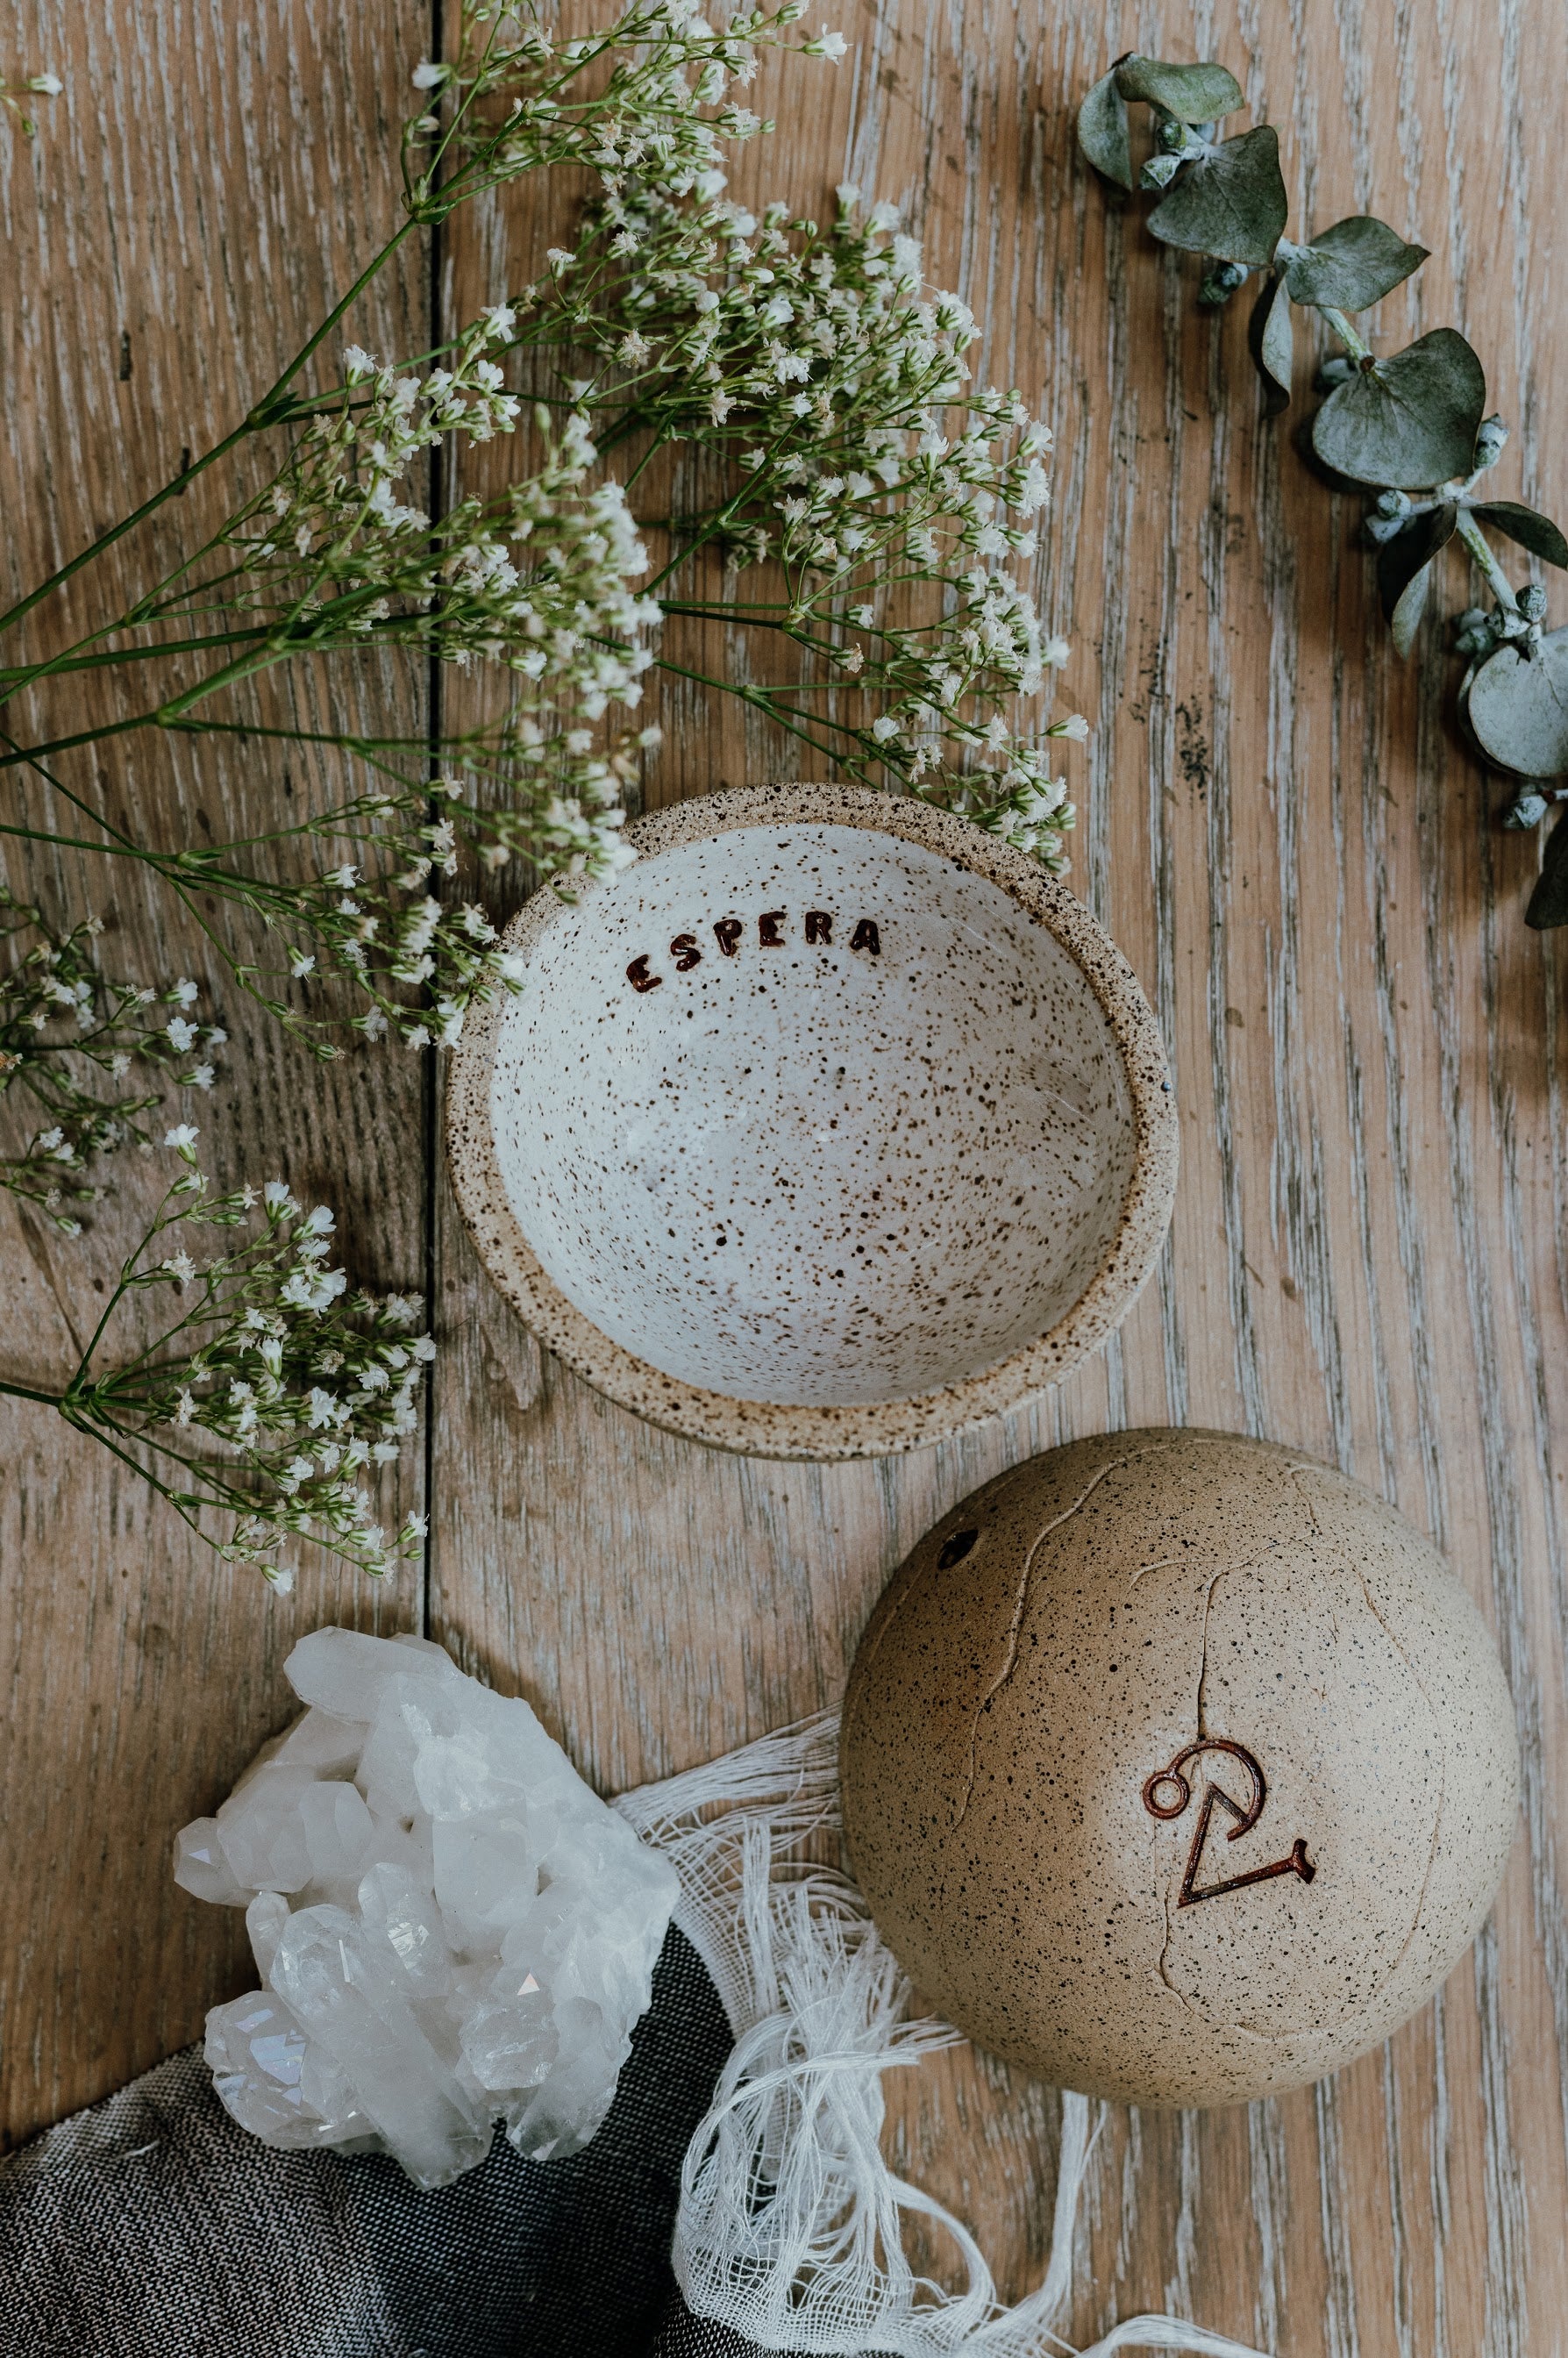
[446,782,1178,1458]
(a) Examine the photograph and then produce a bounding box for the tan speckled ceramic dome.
[840,1429,1519,2106]
[446,784,1178,1459]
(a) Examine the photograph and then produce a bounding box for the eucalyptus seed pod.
[1503,787,1551,829]
[1474,412,1510,468]
[1198,259,1250,306]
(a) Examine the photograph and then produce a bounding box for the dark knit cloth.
[0,1924,785,2358]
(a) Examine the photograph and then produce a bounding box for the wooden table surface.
[4,3,1565,2350]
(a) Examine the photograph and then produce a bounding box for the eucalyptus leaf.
[1113,55,1245,124]
[1468,626,1568,779]
[1147,125,1289,267]
[1247,274,1293,417]
[1281,216,1429,311]
[1377,507,1457,654]
[1468,500,1568,570]
[1387,561,1435,657]
[1527,807,1568,929]
[1311,327,1486,489]
[1077,65,1132,189]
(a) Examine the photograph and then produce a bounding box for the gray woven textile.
[0,1925,756,2358]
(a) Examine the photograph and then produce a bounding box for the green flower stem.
[52,1404,213,1525]
[69,1266,137,1389]
[0,819,155,858]
[0,211,421,649]
[0,424,255,648]
[0,1376,67,1408]
[1454,507,1520,611]
[0,711,161,769]
[155,647,291,724]
[0,627,276,690]
[1320,305,1372,366]
[650,655,848,768]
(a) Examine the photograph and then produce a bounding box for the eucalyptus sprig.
[0,1128,433,1589]
[0,890,222,1232]
[1078,52,1568,928]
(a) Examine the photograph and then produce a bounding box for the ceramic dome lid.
[840,1429,1520,2105]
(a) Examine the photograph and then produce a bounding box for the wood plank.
[0,0,429,2142]
[431,4,1568,2354]
[3,4,1564,2354]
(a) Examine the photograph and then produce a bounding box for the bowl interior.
[489,820,1137,1408]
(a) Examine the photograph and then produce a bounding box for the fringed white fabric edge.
[617,1715,1272,2358]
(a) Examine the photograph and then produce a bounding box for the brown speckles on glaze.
[839,1430,1520,2106]
[445,783,1180,1459]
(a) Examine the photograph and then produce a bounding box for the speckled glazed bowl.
[446,783,1178,1458]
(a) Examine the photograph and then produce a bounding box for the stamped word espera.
[625,905,884,993]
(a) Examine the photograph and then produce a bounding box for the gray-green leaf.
[1527,806,1568,929]
[1282,216,1429,311]
[1467,501,1568,570]
[1113,55,1246,125]
[1247,274,1293,416]
[1146,125,1289,267]
[1468,626,1568,779]
[1388,560,1435,657]
[1077,65,1132,189]
[1311,327,1486,489]
[1377,506,1457,655]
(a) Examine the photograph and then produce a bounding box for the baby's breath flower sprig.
[3,8,1082,1054]
[195,390,660,712]
[3,716,651,1060]
[0,1,819,660]
[1,66,61,138]
[518,181,1081,864]
[0,889,222,1233]
[205,735,652,1054]
[0,1127,432,1589]
[400,1,819,225]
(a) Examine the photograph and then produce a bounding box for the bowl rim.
[445,781,1179,1459]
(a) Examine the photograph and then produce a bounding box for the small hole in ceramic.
[937,1528,980,1569]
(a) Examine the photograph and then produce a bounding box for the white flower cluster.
[1,65,62,136]
[409,3,822,215]
[4,6,1080,1086]
[0,889,223,1232]
[203,726,658,1054]
[552,179,1081,863]
[231,336,661,699]
[65,1128,434,1585]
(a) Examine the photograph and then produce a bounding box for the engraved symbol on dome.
[1142,1739,1315,1907]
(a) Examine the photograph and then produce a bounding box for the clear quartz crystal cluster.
[175,1628,678,2189]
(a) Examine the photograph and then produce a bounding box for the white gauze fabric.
[617,1713,1272,2358]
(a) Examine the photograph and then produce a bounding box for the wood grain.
[4,4,1566,2354]
[0,0,430,2140]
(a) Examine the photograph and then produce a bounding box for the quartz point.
[179,1628,679,2188]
